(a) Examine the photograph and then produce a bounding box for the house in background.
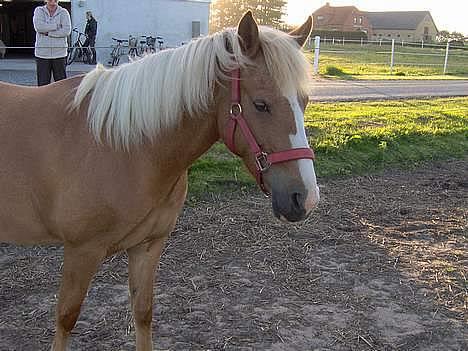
[312,2,438,42]
[312,3,372,35]
[366,11,438,42]
[0,0,211,59]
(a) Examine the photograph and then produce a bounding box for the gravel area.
[0,159,466,350]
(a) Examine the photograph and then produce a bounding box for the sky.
[286,0,468,35]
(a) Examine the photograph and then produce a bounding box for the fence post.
[443,41,450,74]
[313,36,320,75]
[390,39,395,75]
[379,39,382,46]
[332,37,335,45]
[421,39,424,48]
[343,37,345,46]
[361,37,363,46]
[402,40,404,47]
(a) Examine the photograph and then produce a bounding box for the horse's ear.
[289,16,313,48]
[237,11,260,57]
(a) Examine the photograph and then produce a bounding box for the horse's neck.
[149,110,219,175]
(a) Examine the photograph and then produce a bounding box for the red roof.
[313,4,360,26]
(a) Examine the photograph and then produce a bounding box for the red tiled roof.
[313,5,360,26]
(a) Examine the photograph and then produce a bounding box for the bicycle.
[137,35,164,56]
[67,28,92,65]
[128,35,139,59]
[156,36,164,51]
[137,36,157,56]
[108,37,128,66]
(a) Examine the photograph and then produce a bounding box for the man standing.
[84,11,97,65]
[33,0,71,86]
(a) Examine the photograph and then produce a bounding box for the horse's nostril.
[292,192,302,210]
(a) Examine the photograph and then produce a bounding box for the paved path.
[1,59,467,100]
[0,59,92,86]
[309,79,468,101]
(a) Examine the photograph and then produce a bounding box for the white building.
[0,0,211,60]
[71,0,211,61]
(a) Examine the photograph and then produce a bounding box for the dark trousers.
[83,37,96,63]
[36,57,67,86]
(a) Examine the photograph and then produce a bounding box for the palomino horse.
[0,12,319,350]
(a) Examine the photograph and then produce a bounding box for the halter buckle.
[255,152,271,172]
[230,103,242,117]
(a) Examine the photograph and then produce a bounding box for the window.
[373,33,376,36]
[388,34,391,37]
[397,34,401,37]
[317,15,324,21]
[353,17,357,24]
[359,17,362,24]
[424,26,429,34]
[378,33,382,37]
[408,34,412,38]
[192,21,201,38]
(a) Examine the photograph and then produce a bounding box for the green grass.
[187,97,468,196]
[306,43,468,78]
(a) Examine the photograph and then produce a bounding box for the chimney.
[326,2,330,6]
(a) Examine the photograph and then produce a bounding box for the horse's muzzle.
[272,188,314,222]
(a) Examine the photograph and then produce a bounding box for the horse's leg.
[51,245,104,351]
[127,236,167,351]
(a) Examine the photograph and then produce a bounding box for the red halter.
[224,69,315,195]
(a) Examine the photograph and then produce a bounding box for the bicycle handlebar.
[139,35,164,40]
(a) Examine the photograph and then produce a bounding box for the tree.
[210,0,287,33]
[436,30,450,42]
[437,30,466,43]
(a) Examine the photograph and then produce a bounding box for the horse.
[0,12,319,351]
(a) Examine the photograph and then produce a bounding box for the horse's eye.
[253,100,270,113]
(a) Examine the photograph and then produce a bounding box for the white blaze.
[287,96,320,211]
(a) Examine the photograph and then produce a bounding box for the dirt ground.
[0,159,466,351]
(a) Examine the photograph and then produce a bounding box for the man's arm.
[33,7,58,33]
[48,11,72,38]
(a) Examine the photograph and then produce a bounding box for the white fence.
[308,36,468,76]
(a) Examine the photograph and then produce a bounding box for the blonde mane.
[73,27,310,149]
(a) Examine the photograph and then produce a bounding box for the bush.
[395,71,406,76]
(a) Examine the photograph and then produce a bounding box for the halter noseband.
[224,69,315,195]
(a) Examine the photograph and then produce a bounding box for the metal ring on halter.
[230,103,242,116]
[255,152,271,172]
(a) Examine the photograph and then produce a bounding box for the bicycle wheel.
[67,45,79,65]
[83,48,92,64]
[112,46,121,66]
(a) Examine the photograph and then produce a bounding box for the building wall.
[415,14,438,42]
[341,11,372,34]
[370,29,417,42]
[370,16,438,43]
[71,0,210,62]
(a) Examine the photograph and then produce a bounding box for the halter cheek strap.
[223,69,315,195]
